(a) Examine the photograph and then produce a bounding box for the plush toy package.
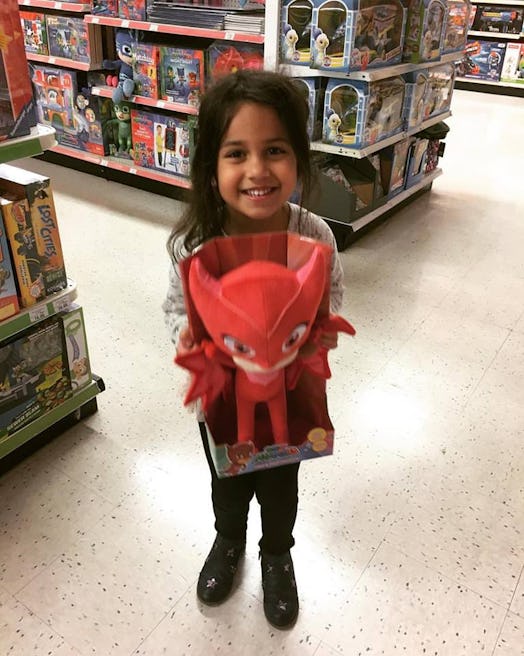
[281,0,315,66]
[175,232,355,477]
[402,0,447,63]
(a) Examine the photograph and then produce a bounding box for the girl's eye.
[268,146,286,155]
[223,335,255,358]
[224,150,244,159]
[282,323,308,352]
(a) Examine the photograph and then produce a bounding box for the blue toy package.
[310,0,406,72]
[90,0,118,15]
[159,46,205,108]
[460,40,506,81]
[425,62,455,116]
[291,77,324,139]
[442,0,472,54]
[404,136,429,187]
[281,0,315,66]
[46,15,92,64]
[133,43,161,99]
[402,69,429,129]
[402,0,447,63]
[323,76,405,148]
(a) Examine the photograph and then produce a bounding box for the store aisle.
[0,89,523,656]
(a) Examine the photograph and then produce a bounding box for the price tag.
[121,20,130,28]
[53,296,71,314]
[157,100,166,108]
[149,23,159,31]
[129,167,137,174]
[29,305,50,323]
[54,2,62,8]
[101,158,108,167]
[49,57,57,64]
[91,16,100,23]
[224,31,235,40]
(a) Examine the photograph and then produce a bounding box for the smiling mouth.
[242,187,275,198]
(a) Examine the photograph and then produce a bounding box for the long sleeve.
[162,239,189,346]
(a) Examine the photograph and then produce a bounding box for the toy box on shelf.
[281,0,314,66]
[206,40,264,82]
[58,303,92,392]
[160,45,205,108]
[0,0,37,141]
[322,76,405,148]
[425,62,455,116]
[457,40,507,81]
[404,136,429,187]
[32,65,112,156]
[471,4,524,35]
[0,317,73,440]
[130,108,192,177]
[0,209,19,321]
[46,16,103,66]
[119,0,146,20]
[0,164,68,299]
[500,43,524,84]
[402,69,429,128]
[402,0,447,63]
[91,0,119,16]
[133,42,161,99]
[379,137,411,196]
[442,0,472,54]
[19,11,49,57]
[309,0,407,72]
[291,77,325,140]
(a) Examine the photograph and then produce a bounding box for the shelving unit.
[19,0,91,11]
[26,52,102,70]
[0,125,56,163]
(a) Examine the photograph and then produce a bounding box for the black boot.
[197,534,245,605]
[260,550,299,628]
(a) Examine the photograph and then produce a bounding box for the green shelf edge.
[0,379,103,459]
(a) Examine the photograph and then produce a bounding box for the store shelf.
[90,86,199,115]
[468,30,523,39]
[84,14,265,44]
[311,112,451,160]
[26,52,102,71]
[0,124,56,164]
[51,143,192,189]
[0,378,104,460]
[18,0,91,11]
[455,76,524,95]
[471,0,524,5]
[457,76,524,88]
[281,52,460,81]
[347,168,443,233]
[0,279,77,342]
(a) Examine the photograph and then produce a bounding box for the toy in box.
[91,0,119,16]
[459,40,506,81]
[119,0,146,21]
[442,0,472,54]
[404,136,429,187]
[104,100,133,159]
[58,303,92,391]
[133,43,160,99]
[281,0,315,65]
[160,45,205,108]
[0,0,37,141]
[425,62,455,117]
[291,77,324,140]
[500,43,524,84]
[402,69,429,128]
[379,138,411,196]
[472,5,524,35]
[0,317,72,439]
[206,40,264,82]
[0,164,68,298]
[19,11,49,56]
[175,231,356,477]
[0,208,19,321]
[310,0,406,72]
[323,76,405,148]
[46,15,92,64]
[131,108,191,177]
[402,0,447,63]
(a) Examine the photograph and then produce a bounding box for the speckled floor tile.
[510,570,524,618]
[0,588,82,655]
[493,612,524,655]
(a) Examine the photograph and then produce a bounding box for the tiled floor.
[1,88,523,656]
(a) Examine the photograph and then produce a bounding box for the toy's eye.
[223,335,255,358]
[122,44,132,56]
[282,323,308,353]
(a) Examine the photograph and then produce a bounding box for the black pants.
[199,422,299,555]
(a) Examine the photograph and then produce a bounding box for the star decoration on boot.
[206,577,218,589]
[277,600,288,611]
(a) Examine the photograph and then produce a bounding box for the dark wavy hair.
[167,69,312,262]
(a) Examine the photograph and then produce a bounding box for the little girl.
[163,70,345,629]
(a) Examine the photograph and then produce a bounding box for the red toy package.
[175,232,355,477]
[0,0,37,141]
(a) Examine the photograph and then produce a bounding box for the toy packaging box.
[32,65,112,156]
[0,209,19,321]
[281,0,315,66]
[500,43,524,84]
[176,232,355,477]
[402,69,429,128]
[460,40,507,81]
[310,0,407,72]
[206,40,264,82]
[323,76,405,148]
[0,164,68,299]
[131,108,191,177]
[58,303,92,392]
[291,77,324,140]
[90,0,119,16]
[19,11,49,56]
[133,43,161,99]
[0,0,37,141]
[442,0,472,54]
[471,5,524,35]
[160,45,205,108]
[119,0,147,20]
[404,136,429,187]
[0,317,72,439]
[46,16,103,66]
[402,0,447,63]
[379,138,411,196]
[425,62,455,117]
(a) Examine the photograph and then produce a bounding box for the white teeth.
[245,188,272,197]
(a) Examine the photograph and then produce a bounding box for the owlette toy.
[103,29,136,103]
[175,232,356,476]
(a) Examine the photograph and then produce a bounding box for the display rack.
[19,0,91,11]
[25,52,102,70]
[0,125,56,163]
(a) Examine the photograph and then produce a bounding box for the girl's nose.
[247,154,269,178]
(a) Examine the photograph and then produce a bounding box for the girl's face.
[217,102,298,234]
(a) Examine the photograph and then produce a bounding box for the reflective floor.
[1,89,523,655]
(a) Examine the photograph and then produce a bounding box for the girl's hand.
[177,327,195,355]
[319,331,338,350]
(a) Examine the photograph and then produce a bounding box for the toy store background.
[1,0,524,654]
